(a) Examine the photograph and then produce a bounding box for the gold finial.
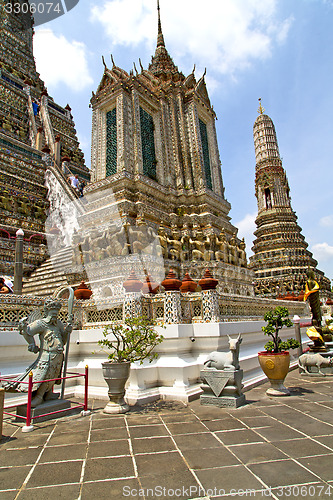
[257,98,265,115]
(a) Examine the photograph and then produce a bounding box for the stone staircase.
[22,246,74,297]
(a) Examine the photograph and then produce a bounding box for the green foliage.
[262,306,300,353]
[97,316,164,364]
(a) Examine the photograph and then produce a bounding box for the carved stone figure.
[204,334,242,371]
[167,229,182,261]
[215,229,228,263]
[304,269,322,331]
[298,352,333,376]
[189,230,206,261]
[238,238,247,268]
[228,235,238,266]
[158,226,168,259]
[4,299,73,407]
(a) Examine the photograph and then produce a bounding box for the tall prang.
[0,0,89,279]
[86,0,254,297]
[249,100,331,297]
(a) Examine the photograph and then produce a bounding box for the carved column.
[201,289,220,323]
[163,291,182,324]
[123,292,143,320]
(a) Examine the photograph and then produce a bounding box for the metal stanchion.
[0,388,4,440]
[22,372,34,433]
[81,365,90,416]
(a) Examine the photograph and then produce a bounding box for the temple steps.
[23,247,75,298]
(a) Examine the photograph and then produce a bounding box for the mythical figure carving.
[215,229,228,263]
[238,238,247,268]
[4,299,73,407]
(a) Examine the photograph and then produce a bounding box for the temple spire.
[148,0,183,80]
[157,0,165,48]
[257,98,265,115]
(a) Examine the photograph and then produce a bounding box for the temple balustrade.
[0,291,308,331]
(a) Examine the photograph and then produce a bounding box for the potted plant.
[97,316,164,414]
[258,306,300,396]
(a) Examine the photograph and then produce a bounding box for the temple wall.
[0,294,310,405]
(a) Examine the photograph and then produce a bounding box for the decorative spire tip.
[257,97,265,115]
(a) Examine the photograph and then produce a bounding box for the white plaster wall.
[0,320,310,405]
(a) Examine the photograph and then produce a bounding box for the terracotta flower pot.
[180,273,197,293]
[198,269,218,291]
[102,361,131,414]
[123,270,143,293]
[258,351,290,396]
[161,269,181,291]
[74,281,92,300]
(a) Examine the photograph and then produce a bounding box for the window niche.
[140,107,157,181]
[198,118,212,190]
[264,188,272,209]
[106,108,117,176]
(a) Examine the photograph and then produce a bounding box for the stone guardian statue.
[4,298,73,407]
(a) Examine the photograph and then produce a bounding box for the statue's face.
[47,308,59,324]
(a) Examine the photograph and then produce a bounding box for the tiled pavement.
[1,371,333,500]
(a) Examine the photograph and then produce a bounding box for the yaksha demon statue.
[5,299,73,407]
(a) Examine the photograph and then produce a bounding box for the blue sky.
[32,0,333,282]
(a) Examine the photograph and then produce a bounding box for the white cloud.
[34,28,93,91]
[320,215,333,227]
[235,212,257,254]
[91,0,292,78]
[311,242,333,262]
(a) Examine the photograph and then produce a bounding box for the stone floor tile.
[290,420,333,436]
[248,459,319,487]
[17,483,81,499]
[203,417,246,432]
[0,465,31,490]
[40,443,87,463]
[0,490,18,500]
[91,417,126,430]
[83,456,135,482]
[297,454,333,481]
[196,464,264,492]
[46,431,88,447]
[89,427,128,442]
[270,483,333,500]
[164,422,208,435]
[139,471,201,499]
[135,451,187,477]
[126,415,162,425]
[4,433,50,449]
[235,415,276,428]
[214,428,265,446]
[0,447,41,467]
[161,413,199,423]
[26,460,83,487]
[81,478,141,500]
[173,432,221,451]
[253,423,305,442]
[131,436,176,454]
[182,447,241,469]
[229,442,287,464]
[273,438,333,458]
[128,424,169,438]
[314,435,333,449]
[87,439,130,458]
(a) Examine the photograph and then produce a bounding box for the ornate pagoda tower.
[249,100,330,297]
[84,0,254,297]
[0,0,89,278]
